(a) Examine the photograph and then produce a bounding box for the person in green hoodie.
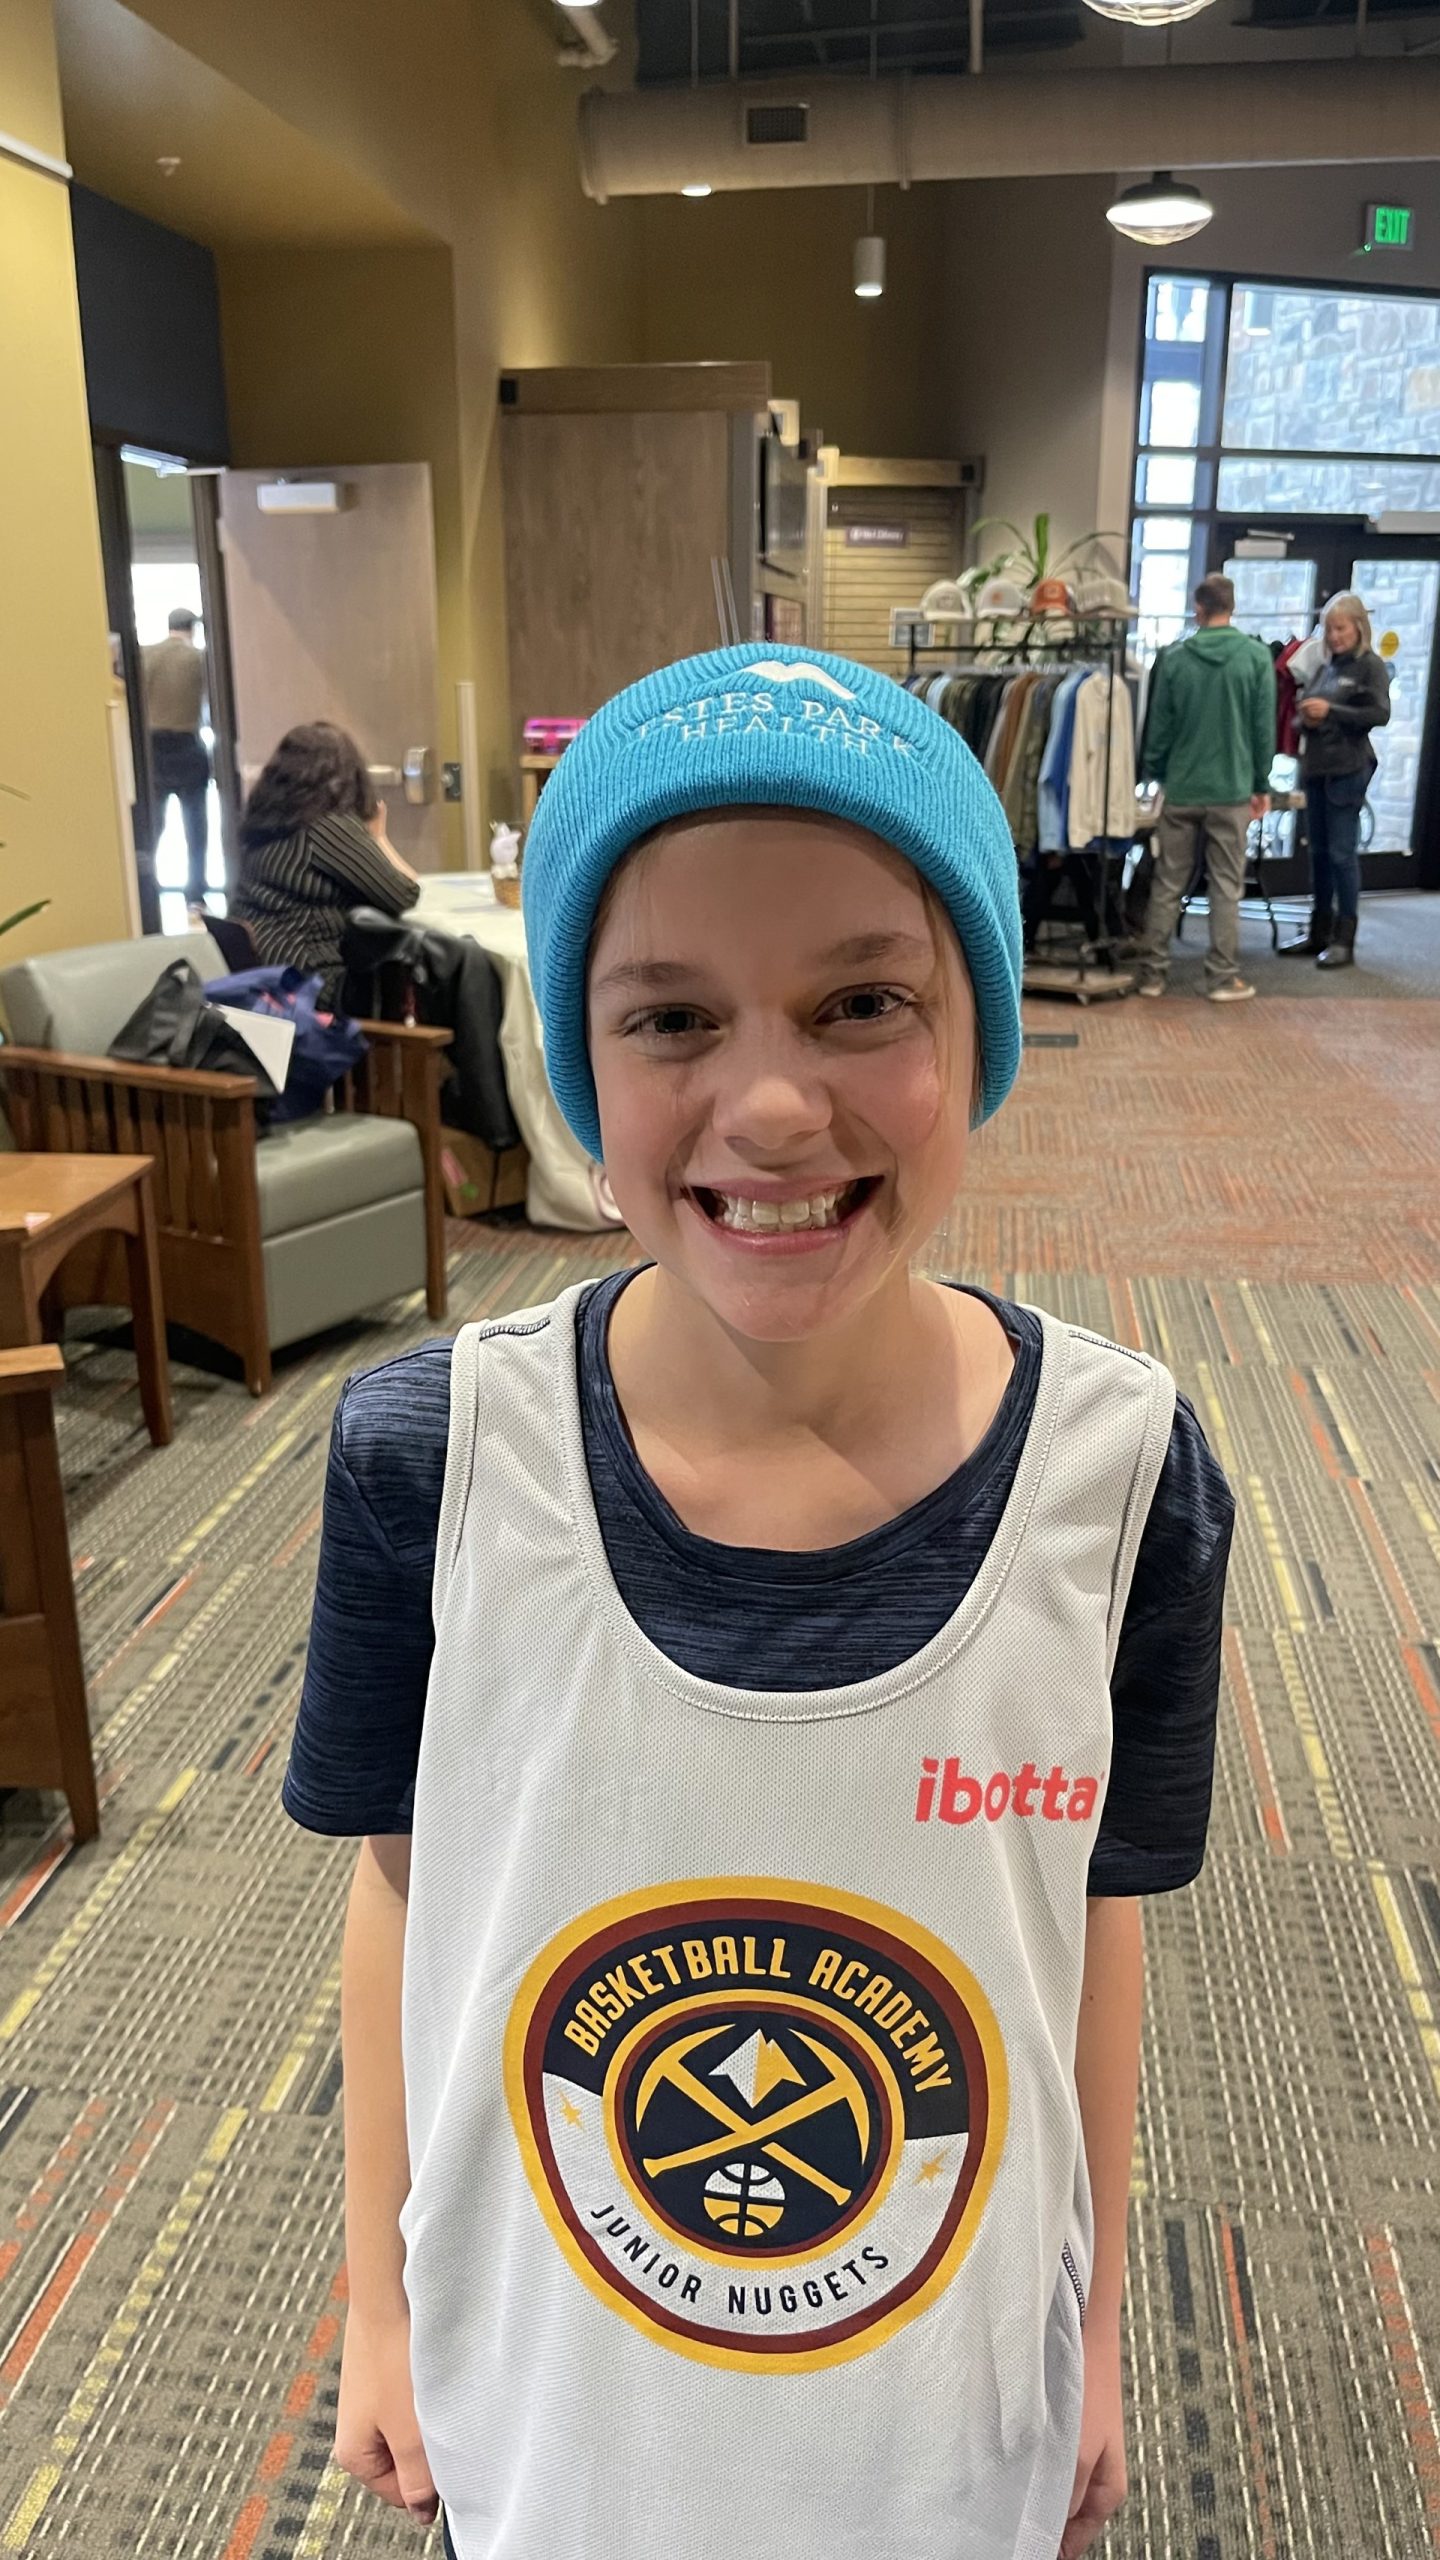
[1137,574,1276,1004]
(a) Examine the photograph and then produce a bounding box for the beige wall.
[639,186,950,456]
[124,0,643,839]
[0,0,132,971]
[941,176,1121,570]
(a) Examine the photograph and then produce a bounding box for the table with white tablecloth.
[412,877,622,1233]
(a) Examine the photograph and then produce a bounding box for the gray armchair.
[0,931,449,1395]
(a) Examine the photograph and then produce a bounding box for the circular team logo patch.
[503,1880,1007,2371]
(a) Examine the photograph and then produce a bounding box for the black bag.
[108,957,281,1096]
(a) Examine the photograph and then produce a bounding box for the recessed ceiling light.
[681,182,713,198]
[1106,173,1214,245]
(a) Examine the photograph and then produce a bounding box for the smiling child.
[285,643,1232,2560]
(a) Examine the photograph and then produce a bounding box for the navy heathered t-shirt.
[284,1274,1231,1896]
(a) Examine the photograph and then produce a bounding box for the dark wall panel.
[70,184,230,462]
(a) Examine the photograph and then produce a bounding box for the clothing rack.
[900,620,1137,993]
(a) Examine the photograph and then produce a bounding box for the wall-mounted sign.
[845,523,908,548]
[1364,203,1414,252]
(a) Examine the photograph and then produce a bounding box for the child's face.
[586,811,978,1343]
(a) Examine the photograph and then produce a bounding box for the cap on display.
[521,642,1023,1162]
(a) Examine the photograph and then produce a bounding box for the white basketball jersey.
[400,1286,1175,2560]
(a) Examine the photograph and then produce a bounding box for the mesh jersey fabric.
[400,1287,1175,2560]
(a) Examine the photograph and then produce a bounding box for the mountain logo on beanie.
[741,661,857,700]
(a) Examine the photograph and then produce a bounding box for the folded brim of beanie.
[520,643,1023,1164]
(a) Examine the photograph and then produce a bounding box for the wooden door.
[218,463,443,869]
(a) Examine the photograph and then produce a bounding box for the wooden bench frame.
[0,1022,451,1397]
[0,1344,98,1842]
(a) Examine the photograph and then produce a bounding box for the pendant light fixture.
[1105,171,1214,246]
[1083,0,1216,21]
[854,184,885,300]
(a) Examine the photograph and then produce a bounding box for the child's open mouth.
[687,1178,879,1237]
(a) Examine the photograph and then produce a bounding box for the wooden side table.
[0,1155,173,1446]
[0,1345,99,1842]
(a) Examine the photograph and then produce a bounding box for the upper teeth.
[712,1190,849,1232]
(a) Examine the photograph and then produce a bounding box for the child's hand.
[334,2303,439,2530]
[1059,2319,1127,2558]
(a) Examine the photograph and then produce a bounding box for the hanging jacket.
[339,911,520,1152]
[1139,623,1275,806]
[1297,648,1391,780]
[1274,638,1304,759]
[1066,672,1138,848]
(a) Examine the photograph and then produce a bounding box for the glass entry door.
[1212,519,1440,890]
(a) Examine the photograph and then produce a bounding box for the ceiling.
[634,0,1440,82]
[636,0,1081,81]
[54,0,433,250]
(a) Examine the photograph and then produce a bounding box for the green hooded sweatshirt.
[1141,622,1276,807]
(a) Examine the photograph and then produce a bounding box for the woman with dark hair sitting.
[231,722,420,1002]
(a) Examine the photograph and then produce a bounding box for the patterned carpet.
[2,910,1440,2557]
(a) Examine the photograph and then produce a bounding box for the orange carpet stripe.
[270,1505,323,1572]
[1365,2229,1440,2547]
[0,2102,173,2401]
[217,2262,349,2560]
[0,1772,127,1933]
[1223,1628,1290,1852]
[0,2098,109,2285]
[219,2493,268,2560]
[1346,1479,1424,1639]
[1208,1286,1243,1366]
[1401,1647,1440,1754]
[91,1571,196,1685]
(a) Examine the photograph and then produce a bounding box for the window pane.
[1146,379,1202,448]
[1146,275,1211,346]
[1137,515,1194,553]
[1222,282,1440,456]
[1217,454,1440,515]
[1137,453,1197,506]
[1223,555,1318,646]
[1353,558,1440,855]
[1138,555,1189,617]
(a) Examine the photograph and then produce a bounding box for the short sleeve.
[1087,1391,1234,1897]
[282,1344,451,1836]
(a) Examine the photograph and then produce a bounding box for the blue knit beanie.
[521,642,1022,1162]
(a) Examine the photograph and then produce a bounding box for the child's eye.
[823,986,912,1026]
[626,1005,713,1039]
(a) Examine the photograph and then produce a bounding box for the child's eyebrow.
[594,931,932,996]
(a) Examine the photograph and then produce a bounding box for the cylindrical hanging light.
[854,233,886,299]
[1083,0,1216,21]
[854,182,885,300]
[1105,171,1214,245]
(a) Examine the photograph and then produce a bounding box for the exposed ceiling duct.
[578,54,1440,198]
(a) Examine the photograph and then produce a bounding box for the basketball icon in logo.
[704,2161,786,2240]
[504,1880,1007,2372]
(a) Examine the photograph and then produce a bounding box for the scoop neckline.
[545,1281,1071,1724]
[579,1269,1038,1588]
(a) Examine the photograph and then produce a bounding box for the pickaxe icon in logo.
[635,2025,872,2209]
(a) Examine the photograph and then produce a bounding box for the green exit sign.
[1364,203,1414,252]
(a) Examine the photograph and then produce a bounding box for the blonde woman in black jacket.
[1286,594,1390,970]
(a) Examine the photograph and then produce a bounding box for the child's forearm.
[1074,1897,1143,2328]
[341,1837,414,2323]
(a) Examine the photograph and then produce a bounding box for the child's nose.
[709,1032,832,1152]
